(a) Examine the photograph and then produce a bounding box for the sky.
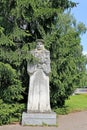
[71,0,87,54]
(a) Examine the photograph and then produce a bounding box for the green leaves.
[0,0,86,117]
[0,99,25,125]
[10,26,31,42]
[0,62,24,103]
[46,13,87,108]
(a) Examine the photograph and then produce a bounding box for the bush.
[0,62,24,103]
[54,106,69,115]
[0,99,25,125]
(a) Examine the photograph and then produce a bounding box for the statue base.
[22,112,56,126]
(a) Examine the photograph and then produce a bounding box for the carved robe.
[27,49,51,112]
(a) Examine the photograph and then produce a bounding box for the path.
[0,111,87,130]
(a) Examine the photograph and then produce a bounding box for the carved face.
[36,41,44,50]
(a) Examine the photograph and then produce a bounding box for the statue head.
[36,39,45,50]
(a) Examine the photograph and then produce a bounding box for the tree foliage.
[45,13,87,107]
[0,62,24,103]
[0,0,87,121]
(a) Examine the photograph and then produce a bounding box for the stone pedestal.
[22,112,56,126]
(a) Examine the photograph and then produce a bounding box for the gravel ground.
[0,111,87,130]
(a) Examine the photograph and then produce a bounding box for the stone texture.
[22,112,56,126]
[22,40,56,126]
[27,40,51,112]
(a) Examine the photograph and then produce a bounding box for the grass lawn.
[65,94,87,112]
[54,94,87,114]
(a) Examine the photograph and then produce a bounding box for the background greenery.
[0,0,87,125]
[54,94,87,115]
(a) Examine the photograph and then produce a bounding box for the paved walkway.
[0,111,87,130]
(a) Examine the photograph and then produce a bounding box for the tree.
[0,0,86,111]
[42,12,87,107]
[0,62,24,124]
[0,62,24,103]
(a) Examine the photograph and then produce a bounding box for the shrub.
[0,99,25,125]
[0,62,24,103]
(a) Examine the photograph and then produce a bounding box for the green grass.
[65,94,87,112]
[54,94,87,115]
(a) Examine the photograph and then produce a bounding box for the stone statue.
[22,40,56,125]
[27,39,51,113]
